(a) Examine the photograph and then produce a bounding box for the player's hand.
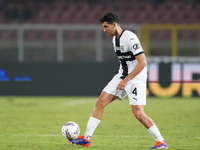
[117,80,128,90]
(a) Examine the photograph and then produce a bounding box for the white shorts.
[103,75,146,105]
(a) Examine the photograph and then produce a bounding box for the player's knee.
[132,110,143,120]
[95,96,107,108]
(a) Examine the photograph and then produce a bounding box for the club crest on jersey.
[121,46,124,51]
[133,43,140,50]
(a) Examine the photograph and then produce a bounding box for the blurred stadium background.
[0,0,199,97]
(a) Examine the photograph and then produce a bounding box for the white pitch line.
[93,135,147,138]
[0,134,148,138]
[0,134,61,137]
[65,99,87,106]
[0,134,200,139]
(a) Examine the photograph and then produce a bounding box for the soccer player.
[69,12,168,149]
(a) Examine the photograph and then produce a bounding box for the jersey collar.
[116,30,125,39]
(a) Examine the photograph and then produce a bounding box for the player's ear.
[113,22,117,27]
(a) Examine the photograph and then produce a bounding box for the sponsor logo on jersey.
[115,46,120,50]
[118,55,132,59]
[133,43,140,50]
[115,51,135,61]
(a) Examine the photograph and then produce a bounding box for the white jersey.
[112,30,147,81]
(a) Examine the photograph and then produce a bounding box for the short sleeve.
[129,33,144,56]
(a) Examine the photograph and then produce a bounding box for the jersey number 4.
[132,87,137,95]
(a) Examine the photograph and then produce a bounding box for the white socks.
[147,124,164,142]
[84,117,164,142]
[84,116,100,140]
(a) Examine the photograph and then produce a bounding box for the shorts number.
[132,87,137,95]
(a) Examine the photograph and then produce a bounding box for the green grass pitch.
[0,96,200,150]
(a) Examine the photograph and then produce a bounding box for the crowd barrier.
[0,59,199,97]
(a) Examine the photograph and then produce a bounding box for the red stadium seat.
[71,11,85,24]
[193,31,200,40]
[194,4,200,13]
[38,31,56,40]
[0,12,4,23]
[0,31,14,40]
[59,11,72,24]
[33,10,47,23]
[150,30,171,40]
[122,11,134,23]
[182,4,192,14]
[46,10,60,24]
[64,31,77,40]
[186,11,197,24]
[156,4,168,14]
[144,4,153,14]
[24,31,38,40]
[149,11,161,24]
[160,12,173,24]
[65,3,78,14]
[1,0,199,24]
[27,0,37,12]
[78,31,90,40]
[178,30,192,40]
[173,12,185,24]
[78,2,90,13]
[85,13,96,24]
[136,12,149,24]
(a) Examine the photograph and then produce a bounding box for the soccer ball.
[61,121,80,140]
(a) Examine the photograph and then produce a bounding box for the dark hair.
[100,12,119,24]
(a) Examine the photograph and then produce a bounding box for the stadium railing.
[0,24,139,63]
[140,24,200,56]
[0,24,199,62]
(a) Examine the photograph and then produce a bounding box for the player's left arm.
[117,53,147,90]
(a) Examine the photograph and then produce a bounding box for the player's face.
[102,22,116,37]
